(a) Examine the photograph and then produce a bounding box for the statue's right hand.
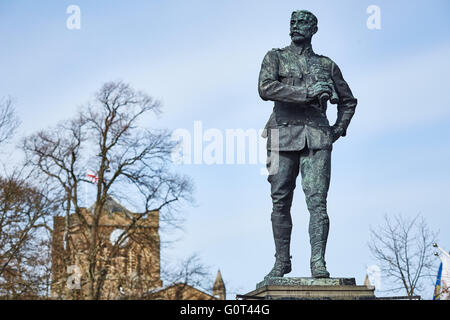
[307,82,333,100]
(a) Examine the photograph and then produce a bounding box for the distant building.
[144,269,226,300]
[51,197,225,300]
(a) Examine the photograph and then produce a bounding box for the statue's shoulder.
[265,47,282,56]
[263,47,286,62]
[313,53,334,66]
[271,45,290,52]
[267,46,290,55]
[277,45,293,54]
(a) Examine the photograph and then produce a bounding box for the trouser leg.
[300,148,331,278]
[265,150,300,278]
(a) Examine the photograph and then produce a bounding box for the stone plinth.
[242,277,375,300]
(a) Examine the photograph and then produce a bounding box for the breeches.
[267,148,331,236]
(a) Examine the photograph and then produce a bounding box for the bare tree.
[133,253,214,300]
[0,98,54,299]
[0,96,20,145]
[162,254,212,297]
[22,81,193,299]
[368,213,438,297]
[0,171,54,298]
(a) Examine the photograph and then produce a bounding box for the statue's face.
[290,12,317,43]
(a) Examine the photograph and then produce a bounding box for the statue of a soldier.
[258,10,357,278]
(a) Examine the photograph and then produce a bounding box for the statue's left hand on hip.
[331,125,344,143]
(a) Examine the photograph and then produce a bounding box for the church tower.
[212,270,226,300]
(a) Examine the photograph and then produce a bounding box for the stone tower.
[51,197,162,299]
[364,274,372,287]
[212,269,226,300]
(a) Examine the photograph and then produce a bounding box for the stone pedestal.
[241,277,375,300]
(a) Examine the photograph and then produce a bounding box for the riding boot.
[310,240,330,278]
[265,223,292,278]
[309,213,330,278]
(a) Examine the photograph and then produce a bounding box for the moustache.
[289,31,303,37]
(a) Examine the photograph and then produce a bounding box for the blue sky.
[1,0,450,299]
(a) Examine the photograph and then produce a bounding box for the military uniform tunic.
[259,43,357,151]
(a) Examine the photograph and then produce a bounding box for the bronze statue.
[259,10,357,278]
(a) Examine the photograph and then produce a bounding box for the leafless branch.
[21,81,194,299]
[368,213,438,297]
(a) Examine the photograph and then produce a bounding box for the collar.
[288,42,314,56]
